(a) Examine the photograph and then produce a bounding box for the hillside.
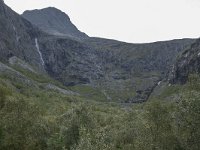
[1,43,200,150]
[0,0,44,70]
[0,0,200,149]
[21,7,195,102]
[170,38,200,84]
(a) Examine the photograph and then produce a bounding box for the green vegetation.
[0,72,200,150]
[11,65,68,90]
[70,84,136,102]
[69,85,108,102]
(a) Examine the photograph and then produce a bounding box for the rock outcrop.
[0,0,44,70]
[170,38,200,84]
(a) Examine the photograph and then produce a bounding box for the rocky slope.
[170,38,200,84]
[0,0,44,70]
[0,1,101,85]
[0,1,195,102]
[38,35,102,86]
[84,37,194,102]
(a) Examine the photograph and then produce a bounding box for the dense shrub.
[0,75,200,150]
[0,86,11,109]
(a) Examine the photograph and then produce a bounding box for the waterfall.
[35,38,45,66]
[12,25,20,42]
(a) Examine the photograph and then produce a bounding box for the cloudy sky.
[4,0,200,43]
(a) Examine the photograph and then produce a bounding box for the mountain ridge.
[0,1,196,102]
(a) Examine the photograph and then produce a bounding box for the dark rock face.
[170,39,200,84]
[22,7,88,40]
[82,38,194,102]
[85,38,194,75]
[0,2,100,86]
[0,2,196,102]
[38,36,103,85]
[0,0,44,70]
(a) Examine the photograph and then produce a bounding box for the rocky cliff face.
[0,0,43,69]
[38,35,103,86]
[0,2,196,102]
[170,39,200,84]
[22,7,88,40]
[85,38,193,75]
[83,38,194,102]
[0,1,101,85]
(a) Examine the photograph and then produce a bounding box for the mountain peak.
[23,7,68,17]
[22,7,88,40]
[41,7,66,12]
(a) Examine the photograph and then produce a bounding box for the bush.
[175,92,200,150]
[0,97,48,150]
[0,86,11,109]
[144,100,179,150]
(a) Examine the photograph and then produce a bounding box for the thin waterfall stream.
[35,38,45,66]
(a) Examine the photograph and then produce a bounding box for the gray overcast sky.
[4,0,200,43]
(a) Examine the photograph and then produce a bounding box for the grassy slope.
[0,63,200,150]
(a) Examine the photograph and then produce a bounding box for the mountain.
[0,2,195,102]
[0,1,100,85]
[22,7,88,40]
[83,37,194,102]
[1,1,200,149]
